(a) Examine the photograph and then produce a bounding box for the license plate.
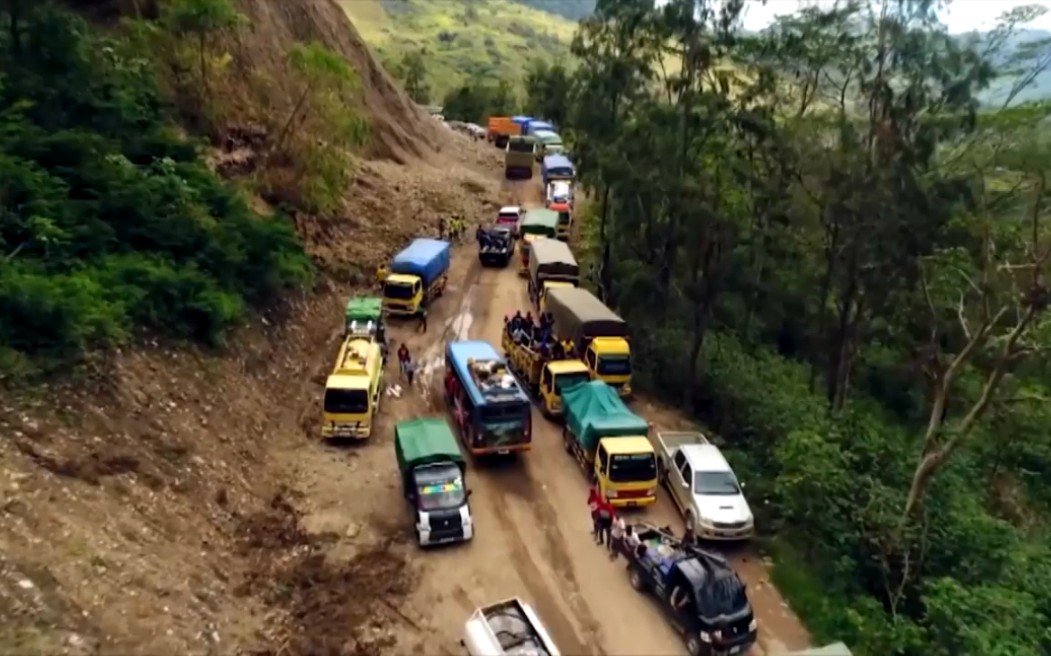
[498,449,509,455]
[627,501,637,506]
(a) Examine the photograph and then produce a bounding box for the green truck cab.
[395,418,474,546]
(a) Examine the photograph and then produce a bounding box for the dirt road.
[279,182,810,655]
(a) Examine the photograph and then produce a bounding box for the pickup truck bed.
[652,431,710,458]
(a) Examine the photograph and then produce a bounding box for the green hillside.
[338,0,575,101]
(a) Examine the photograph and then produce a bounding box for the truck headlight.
[748,618,757,632]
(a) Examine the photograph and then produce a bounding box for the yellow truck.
[501,329,590,418]
[527,239,578,313]
[383,238,451,317]
[562,380,657,507]
[545,287,633,397]
[322,335,385,439]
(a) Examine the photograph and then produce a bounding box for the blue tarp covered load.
[511,115,534,127]
[446,340,528,408]
[542,154,575,178]
[391,238,451,286]
[562,381,648,451]
[526,120,555,134]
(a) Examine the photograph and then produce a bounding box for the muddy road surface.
[278,180,810,655]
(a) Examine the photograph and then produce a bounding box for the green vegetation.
[535,0,1051,652]
[339,0,575,101]
[0,3,313,380]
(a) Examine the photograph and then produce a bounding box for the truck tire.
[628,566,646,592]
[685,635,703,656]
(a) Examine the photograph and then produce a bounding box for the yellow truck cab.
[383,238,451,317]
[527,239,579,312]
[501,327,589,417]
[545,287,633,397]
[562,381,657,507]
[517,209,560,277]
[322,336,384,439]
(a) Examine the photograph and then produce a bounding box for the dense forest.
[518,0,1050,653]
[0,1,374,381]
[550,1,1051,651]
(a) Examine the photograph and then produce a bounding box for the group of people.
[505,310,574,361]
[587,485,640,561]
[438,216,466,242]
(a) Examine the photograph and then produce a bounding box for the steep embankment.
[0,2,500,654]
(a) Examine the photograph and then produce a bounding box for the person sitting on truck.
[552,340,565,360]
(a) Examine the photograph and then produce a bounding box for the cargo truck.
[518,209,560,276]
[541,153,575,188]
[561,381,657,507]
[445,340,533,457]
[395,418,474,546]
[486,116,520,147]
[383,238,450,317]
[523,119,554,135]
[501,327,590,418]
[321,336,385,439]
[528,239,579,310]
[546,287,633,397]
[505,135,536,180]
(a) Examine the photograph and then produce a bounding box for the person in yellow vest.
[375,264,389,289]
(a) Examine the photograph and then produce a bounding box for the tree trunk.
[598,184,613,304]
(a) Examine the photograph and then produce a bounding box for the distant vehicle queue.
[322,113,764,656]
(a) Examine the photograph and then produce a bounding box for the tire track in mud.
[494,463,606,655]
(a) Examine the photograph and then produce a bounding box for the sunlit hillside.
[338,0,577,101]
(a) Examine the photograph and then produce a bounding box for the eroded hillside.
[0,1,503,653]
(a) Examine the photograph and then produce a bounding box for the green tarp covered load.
[395,418,464,473]
[562,381,648,451]
[520,209,560,237]
[345,297,382,322]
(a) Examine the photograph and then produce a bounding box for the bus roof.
[446,340,528,408]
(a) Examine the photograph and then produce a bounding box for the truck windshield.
[597,354,631,376]
[323,389,368,414]
[384,282,415,300]
[554,372,591,393]
[694,471,741,495]
[415,467,467,511]
[608,453,657,482]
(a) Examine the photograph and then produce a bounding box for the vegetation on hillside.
[526,0,1051,653]
[0,0,377,380]
[339,0,574,102]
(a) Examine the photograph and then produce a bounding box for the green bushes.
[0,5,311,379]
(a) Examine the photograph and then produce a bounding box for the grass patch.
[339,0,576,100]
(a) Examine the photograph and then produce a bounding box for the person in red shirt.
[587,485,601,539]
[595,495,616,549]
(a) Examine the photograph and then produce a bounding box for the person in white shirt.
[610,516,627,560]
[624,524,642,558]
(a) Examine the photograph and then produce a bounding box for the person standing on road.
[417,307,428,333]
[610,515,626,560]
[595,496,615,549]
[587,485,601,538]
[438,217,446,240]
[397,343,410,379]
[404,357,416,386]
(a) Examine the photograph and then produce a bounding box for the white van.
[462,598,560,656]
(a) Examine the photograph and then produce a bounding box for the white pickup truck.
[651,430,754,541]
[462,597,560,656]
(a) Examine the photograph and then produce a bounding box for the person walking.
[610,515,626,560]
[417,307,428,333]
[595,496,615,549]
[397,343,410,379]
[438,217,446,240]
[404,356,416,386]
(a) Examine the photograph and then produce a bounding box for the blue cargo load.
[446,340,529,409]
[525,120,555,135]
[511,115,534,127]
[391,238,451,287]
[542,154,575,182]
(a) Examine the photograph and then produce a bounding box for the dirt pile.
[229,0,445,164]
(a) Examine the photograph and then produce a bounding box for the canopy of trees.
[0,3,312,380]
[531,0,1051,653]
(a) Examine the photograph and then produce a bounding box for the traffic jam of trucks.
[313,111,852,656]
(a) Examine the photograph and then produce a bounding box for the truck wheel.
[628,567,646,592]
[685,635,703,656]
